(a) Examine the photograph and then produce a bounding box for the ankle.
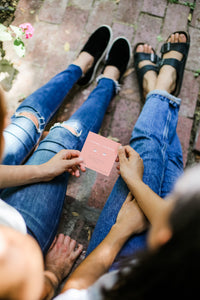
[155,68,176,93]
[102,65,120,81]
[73,52,94,74]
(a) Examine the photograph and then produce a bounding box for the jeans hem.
[96,75,120,94]
[146,90,181,106]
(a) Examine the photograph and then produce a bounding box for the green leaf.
[10,25,23,38]
[13,39,26,57]
[157,35,163,42]
[14,38,22,46]
[194,69,200,78]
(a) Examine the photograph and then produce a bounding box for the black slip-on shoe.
[77,25,112,86]
[104,36,132,81]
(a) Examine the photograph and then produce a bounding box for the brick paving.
[2,0,200,268]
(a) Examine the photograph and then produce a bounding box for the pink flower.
[19,23,34,39]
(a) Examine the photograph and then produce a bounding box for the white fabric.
[0,198,27,234]
[53,270,119,300]
[54,289,89,300]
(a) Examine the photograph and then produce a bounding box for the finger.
[69,239,77,251]
[65,157,84,169]
[48,236,58,251]
[118,146,127,164]
[73,244,83,258]
[74,169,80,177]
[57,233,65,245]
[79,163,86,172]
[67,149,81,157]
[63,235,71,247]
[62,149,81,159]
[124,145,138,158]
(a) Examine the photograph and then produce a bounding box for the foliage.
[0,23,34,57]
[194,69,200,78]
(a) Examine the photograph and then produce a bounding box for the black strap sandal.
[134,43,160,102]
[159,31,190,97]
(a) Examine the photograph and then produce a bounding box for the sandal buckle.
[150,53,156,63]
[166,42,171,52]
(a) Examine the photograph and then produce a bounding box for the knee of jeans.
[51,120,82,137]
[14,110,45,133]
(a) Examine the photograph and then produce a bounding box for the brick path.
[2,0,200,265]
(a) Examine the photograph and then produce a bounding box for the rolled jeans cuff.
[96,75,121,94]
[146,89,181,106]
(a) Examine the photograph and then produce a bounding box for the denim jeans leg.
[1,78,116,254]
[2,64,82,165]
[86,90,183,268]
[161,132,183,198]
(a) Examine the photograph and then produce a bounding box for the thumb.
[118,146,127,164]
[65,156,83,168]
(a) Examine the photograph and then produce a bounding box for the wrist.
[124,177,143,191]
[109,224,130,247]
[38,163,50,181]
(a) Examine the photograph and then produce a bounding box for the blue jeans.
[86,90,184,268]
[1,64,116,254]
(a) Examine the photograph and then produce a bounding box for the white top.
[0,198,27,234]
[54,270,119,300]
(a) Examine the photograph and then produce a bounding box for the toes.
[136,43,153,54]
[168,33,175,43]
[136,44,144,52]
[143,44,147,53]
[180,33,186,43]
[174,32,179,43]
[168,32,187,44]
[148,45,154,54]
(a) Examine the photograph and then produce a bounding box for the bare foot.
[45,234,83,283]
[155,32,187,93]
[73,51,94,74]
[136,43,158,98]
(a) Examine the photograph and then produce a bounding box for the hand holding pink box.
[81,132,121,176]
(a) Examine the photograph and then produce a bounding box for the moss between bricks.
[0,0,19,26]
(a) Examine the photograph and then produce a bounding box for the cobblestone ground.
[2,0,200,271]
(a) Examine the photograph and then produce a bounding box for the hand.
[42,149,86,181]
[117,145,144,184]
[115,192,148,237]
[45,234,83,283]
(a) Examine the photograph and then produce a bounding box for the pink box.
[81,132,121,176]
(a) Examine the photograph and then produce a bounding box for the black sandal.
[134,43,160,102]
[159,31,190,97]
